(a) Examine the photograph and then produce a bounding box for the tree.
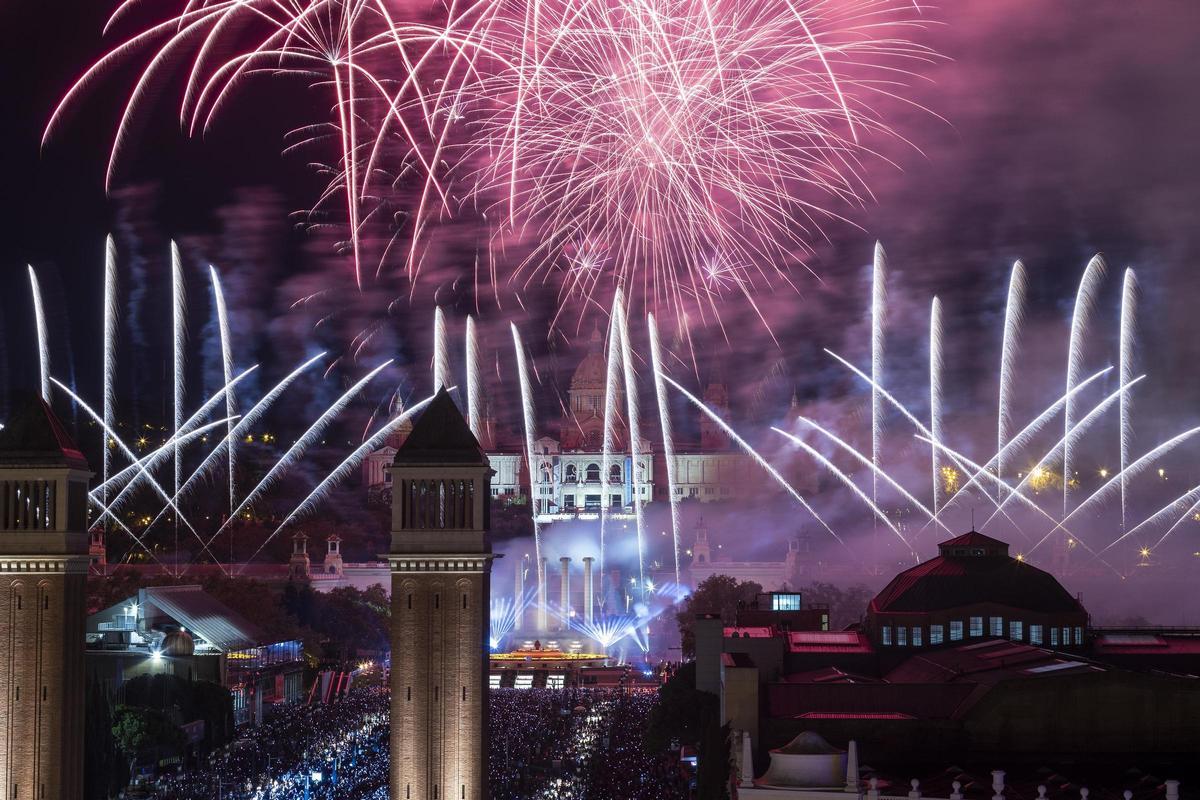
[644,662,718,754]
[112,706,187,778]
[675,575,763,658]
[697,717,731,800]
[85,680,122,800]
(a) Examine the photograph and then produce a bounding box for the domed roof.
[161,629,195,658]
[570,327,608,391]
[870,531,1084,615]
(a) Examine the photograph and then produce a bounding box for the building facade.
[0,398,91,800]
[388,389,494,800]
[364,330,754,515]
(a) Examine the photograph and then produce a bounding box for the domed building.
[866,530,1089,651]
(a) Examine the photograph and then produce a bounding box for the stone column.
[537,557,548,632]
[559,557,571,630]
[582,557,595,625]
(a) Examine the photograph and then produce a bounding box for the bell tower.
[388,388,494,800]
[0,397,91,800]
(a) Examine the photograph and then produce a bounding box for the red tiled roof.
[938,530,1009,550]
[869,550,1085,615]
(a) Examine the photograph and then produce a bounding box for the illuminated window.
[547,674,566,689]
[1062,627,1071,645]
[881,626,892,646]
[1030,625,1043,645]
[897,626,907,646]
[969,617,983,637]
[1074,626,1083,645]
[1050,627,1059,646]
[950,621,963,641]
[1009,620,1023,641]
[771,594,802,611]
[930,625,944,645]
[912,627,923,647]
[489,674,502,688]
[990,617,1004,637]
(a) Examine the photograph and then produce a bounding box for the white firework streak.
[433,306,450,392]
[648,312,682,586]
[510,323,545,631]
[659,373,852,557]
[102,235,119,531]
[28,266,50,403]
[1063,255,1106,518]
[599,292,626,579]
[212,358,394,540]
[615,297,647,603]
[209,265,237,518]
[1118,267,1138,533]
[997,260,1026,502]
[242,393,437,571]
[466,314,483,438]
[870,242,887,555]
[929,296,943,524]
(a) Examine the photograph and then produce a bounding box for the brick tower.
[0,398,91,800]
[388,388,494,800]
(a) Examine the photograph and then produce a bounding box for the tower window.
[42,597,48,610]
[435,594,440,610]
[462,594,467,609]
[406,687,411,701]
[462,686,467,701]
[434,686,439,702]
[407,594,412,610]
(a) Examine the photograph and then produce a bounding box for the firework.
[1119,267,1138,533]
[27,266,49,403]
[209,265,238,522]
[929,295,943,522]
[996,260,1026,502]
[1063,255,1106,517]
[47,0,929,326]
[647,313,681,585]
[510,323,546,631]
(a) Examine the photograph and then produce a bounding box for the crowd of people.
[150,686,690,800]
[150,688,389,800]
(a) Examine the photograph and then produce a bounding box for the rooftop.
[0,396,89,470]
[393,388,487,465]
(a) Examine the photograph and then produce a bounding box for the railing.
[864,775,1181,800]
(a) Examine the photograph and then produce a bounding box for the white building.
[363,328,755,512]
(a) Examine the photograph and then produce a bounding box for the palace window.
[897,626,907,646]
[990,617,1004,636]
[565,465,577,482]
[1074,626,1083,645]
[1009,620,1023,641]
[912,627,923,646]
[970,616,983,637]
[585,464,601,482]
[1050,627,1059,646]
[881,626,892,646]
[950,620,963,641]
[1030,625,1043,645]
[609,464,622,483]
[930,625,944,645]
[564,495,576,508]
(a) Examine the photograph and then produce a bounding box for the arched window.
[609,464,622,483]
[585,463,601,482]
[565,464,578,482]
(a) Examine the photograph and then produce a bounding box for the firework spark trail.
[1119,267,1138,534]
[209,265,237,524]
[614,298,647,608]
[28,266,50,403]
[48,0,930,326]
[213,359,393,541]
[510,323,546,632]
[1100,481,1200,557]
[49,378,219,559]
[96,365,258,500]
[466,315,482,438]
[172,243,186,575]
[823,347,1027,533]
[660,373,852,557]
[997,260,1026,503]
[929,296,943,527]
[982,375,1145,531]
[917,435,1122,577]
[774,421,950,536]
[490,588,537,649]
[921,367,1112,536]
[648,313,681,585]
[773,427,912,557]
[102,236,118,537]
[1029,424,1200,558]
[433,306,450,392]
[599,298,626,582]
[1063,255,1106,518]
[570,614,639,651]
[871,242,886,566]
[243,393,435,571]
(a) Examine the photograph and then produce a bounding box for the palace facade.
[364,329,755,518]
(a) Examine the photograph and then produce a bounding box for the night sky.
[3,1,1200,576]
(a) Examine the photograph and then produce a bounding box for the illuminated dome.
[570,327,607,391]
[161,629,195,658]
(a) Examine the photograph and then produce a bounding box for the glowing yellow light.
[1158,468,1166,478]
[1015,553,1025,562]
[1098,468,1109,478]
[1139,547,1151,558]
[940,466,960,495]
